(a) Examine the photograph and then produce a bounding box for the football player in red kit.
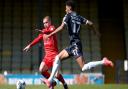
[23,16,68,89]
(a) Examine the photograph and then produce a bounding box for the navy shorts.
[65,42,83,58]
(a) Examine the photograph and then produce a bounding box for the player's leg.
[48,49,69,81]
[43,49,69,87]
[76,56,104,70]
[55,71,68,89]
[76,56,85,69]
[76,56,114,71]
[40,61,57,89]
[73,42,114,71]
[39,62,50,79]
[82,57,114,71]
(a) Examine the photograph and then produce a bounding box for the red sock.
[56,74,65,84]
[41,71,50,79]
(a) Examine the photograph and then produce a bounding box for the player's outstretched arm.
[49,22,65,37]
[86,20,101,37]
[23,34,43,52]
[44,22,65,40]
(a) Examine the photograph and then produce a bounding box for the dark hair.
[66,0,76,10]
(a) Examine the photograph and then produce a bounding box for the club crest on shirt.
[50,27,54,31]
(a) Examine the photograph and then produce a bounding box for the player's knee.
[39,63,46,73]
[39,67,46,73]
[54,55,60,64]
[39,67,43,73]
[59,49,69,60]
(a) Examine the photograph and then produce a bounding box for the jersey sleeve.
[80,16,88,24]
[29,34,43,47]
[63,14,70,24]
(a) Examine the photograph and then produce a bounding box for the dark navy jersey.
[63,12,87,44]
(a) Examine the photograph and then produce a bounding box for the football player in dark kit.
[43,0,114,87]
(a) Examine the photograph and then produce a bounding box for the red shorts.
[43,53,57,69]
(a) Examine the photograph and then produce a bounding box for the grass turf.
[0,84,128,89]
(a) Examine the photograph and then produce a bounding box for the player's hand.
[35,29,43,33]
[91,25,101,38]
[23,45,30,52]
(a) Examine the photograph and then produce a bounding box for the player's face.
[65,5,71,14]
[43,19,51,28]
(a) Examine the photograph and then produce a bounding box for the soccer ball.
[16,80,26,89]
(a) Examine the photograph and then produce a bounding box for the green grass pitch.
[0,84,128,89]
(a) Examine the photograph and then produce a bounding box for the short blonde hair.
[43,16,51,22]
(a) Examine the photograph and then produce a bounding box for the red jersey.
[29,25,58,55]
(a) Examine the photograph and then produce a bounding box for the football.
[16,80,26,89]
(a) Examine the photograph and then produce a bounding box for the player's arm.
[23,34,43,52]
[35,27,57,34]
[45,14,70,40]
[35,29,51,34]
[45,22,65,39]
[85,20,100,37]
[50,22,65,36]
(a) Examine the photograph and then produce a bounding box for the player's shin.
[48,55,60,82]
[41,71,50,79]
[82,60,104,71]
